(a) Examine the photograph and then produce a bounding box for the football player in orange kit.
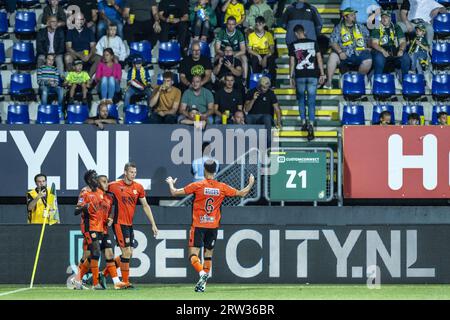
[166,160,255,292]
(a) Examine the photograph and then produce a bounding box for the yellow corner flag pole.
[29,212,49,289]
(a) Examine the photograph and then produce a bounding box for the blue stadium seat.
[0,42,5,64]
[401,105,424,125]
[402,74,425,100]
[432,41,450,67]
[12,41,35,65]
[158,41,181,69]
[249,73,271,90]
[7,104,29,124]
[66,104,89,124]
[156,73,179,85]
[0,11,8,35]
[0,74,3,95]
[124,104,149,124]
[14,11,36,35]
[341,105,365,125]
[36,104,60,124]
[10,73,34,100]
[372,104,395,124]
[432,73,450,100]
[431,105,450,124]
[129,41,152,65]
[373,73,395,100]
[199,41,211,59]
[342,72,365,101]
[433,13,450,38]
[437,0,450,7]
[98,103,119,120]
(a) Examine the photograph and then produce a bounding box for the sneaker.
[194,273,209,292]
[92,284,105,290]
[114,281,129,290]
[301,121,308,132]
[72,278,89,290]
[124,282,135,289]
[307,124,315,141]
[322,83,332,90]
[99,273,107,289]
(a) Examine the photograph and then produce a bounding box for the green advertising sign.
[269,151,328,201]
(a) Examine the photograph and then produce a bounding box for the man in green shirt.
[178,75,215,124]
[214,16,248,82]
[371,10,410,76]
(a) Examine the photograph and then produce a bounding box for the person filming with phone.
[27,174,56,224]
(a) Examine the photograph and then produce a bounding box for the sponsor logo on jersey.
[200,215,215,223]
[204,188,220,196]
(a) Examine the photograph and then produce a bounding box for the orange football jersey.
[108,180,145,226]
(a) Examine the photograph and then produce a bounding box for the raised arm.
[235,174,255,197]
[165,177,187,196]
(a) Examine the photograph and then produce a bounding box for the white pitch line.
[0,288,32,297]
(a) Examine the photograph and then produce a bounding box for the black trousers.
[250,53,276,76]
[160,21,189,52]
[124,19,159,48]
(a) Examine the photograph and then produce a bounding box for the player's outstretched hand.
[165,176,177,185]
[152,225,159,238]
[248,174,255,186]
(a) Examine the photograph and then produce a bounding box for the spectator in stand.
[123,0,161,46]
[159,0,190,56]
[282,0,322,47]
[324,7,372,89]
[289,24,325,139]
[247,0,275,31]
[371,10,410,77]
[65,13,97,72]
[190,0,217,42]
[92,23,129,74]
[95,48,122,103]
[85,101,118,129]
[179,76,215,124]
[214,73,243,124]
[378,110,392,125]
[64,60,90,104]
[222,0,245,27]
[407,113,420,125]
[437,112,448,126]
[215,16,249,84]
[97,0,126,40]
[36,15,65,74]
[231,110,246,124]
[42,0,67,28]
[38,54,65,106]
[408,24,430,74]
[247,16,276,76]
[124,57,152,107]
[179,41,213,91]
[244,76,281,145]
[339,0,380,27]
[67,0,98,33]
[213,45,244,90]
[179,106,207,129]
[398,0,445,46]
[149,71,181,124]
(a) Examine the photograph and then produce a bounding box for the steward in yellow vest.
[26,174,59,224]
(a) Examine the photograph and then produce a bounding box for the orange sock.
[120,257,130,283]
[203,257,212,274]
[106,261,118,279]
[77,259,90,280]
[190,255,204,273]
[90,259,99,286]
[102,266,109,277]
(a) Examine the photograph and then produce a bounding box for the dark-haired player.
[166,160,255,292]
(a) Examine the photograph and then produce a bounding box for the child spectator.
[407,113,420,125]
[65,60,90,104]
[37,54,65,106]
[190,0,217,41]
[222,0,245,26]
[408,24,430,74]
[95,48,122,103]
[378,110,392,125]
[437,112,448,126]
[247,16,276,76]
[247,0,275,31]
[95,24,129,64]
[124,57,152,107]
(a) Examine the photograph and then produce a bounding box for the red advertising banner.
[343,126,450,198]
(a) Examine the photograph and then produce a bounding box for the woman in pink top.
[96,48,122,103]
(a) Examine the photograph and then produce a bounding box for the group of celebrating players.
[72,160,254,292]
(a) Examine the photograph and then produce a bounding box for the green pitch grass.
[1,284,450,300]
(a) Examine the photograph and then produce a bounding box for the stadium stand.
[124,104,149,124]
[36,103,60,124]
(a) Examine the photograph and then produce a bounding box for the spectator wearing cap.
[244,76,281,145]
[407,113,421,125]
[124,57,152,107]
[213,73,243,124]
[65,13,97,72]
[408,24,430,74]
[246,0,275,31]
[42,0,67,28]
[371,10,410,77]
[179,75,215,125]
[339,0,380,27]
[179,41,213,91]
[247,16,276,76]
[158,0,190,55]
[324,7,372,89]
[36,15,65,74]
[149,71,181,124]
[437,112,448,126]
[97,0,126,40]
[64,59,90,104]
[398,0,445,46]
[95,48,122,103]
